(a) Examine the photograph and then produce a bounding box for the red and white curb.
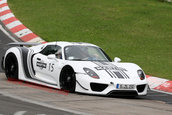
[0,0,172,94]
[146,75,172,94]
[0,0,46,43]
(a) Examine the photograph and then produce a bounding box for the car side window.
[40,45,62,57]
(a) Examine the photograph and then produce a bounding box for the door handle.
[37,58,41,60]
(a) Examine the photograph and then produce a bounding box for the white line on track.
[14,111,27,115]
[0,91,91,115]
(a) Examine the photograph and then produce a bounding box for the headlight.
[137,70,145,80]
[83,68,99,79]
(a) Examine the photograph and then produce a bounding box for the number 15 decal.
[49,63,54,72]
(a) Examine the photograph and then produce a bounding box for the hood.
[68,61,144,82]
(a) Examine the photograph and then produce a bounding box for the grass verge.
[8,0,172,79]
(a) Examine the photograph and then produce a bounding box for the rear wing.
[8,42,41,47]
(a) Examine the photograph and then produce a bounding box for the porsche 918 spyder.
[2,41,148,96]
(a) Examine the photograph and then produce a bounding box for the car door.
[32,45,62,85]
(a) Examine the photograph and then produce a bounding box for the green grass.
[8,0,172,79]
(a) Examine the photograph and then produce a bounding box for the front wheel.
[5,53,18,80]
[60,66,76,92]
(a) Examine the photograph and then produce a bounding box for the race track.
[0,24,172,115]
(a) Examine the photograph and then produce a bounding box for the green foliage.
[8,0,172,79]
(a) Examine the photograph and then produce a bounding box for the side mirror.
[114,57,121,63]
[47,54,56,59]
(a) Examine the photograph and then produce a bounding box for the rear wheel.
[60,66,76,92]
[5,53,18,80]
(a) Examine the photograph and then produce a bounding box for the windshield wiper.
[70,58,83,61]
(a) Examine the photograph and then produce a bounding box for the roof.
[45,41,98,48]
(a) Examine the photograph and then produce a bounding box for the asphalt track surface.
[0,28,12,72]
[0,94,74,115]
[0,24,76,115]
[0,24,172,115]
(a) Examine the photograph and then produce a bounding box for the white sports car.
[2,41,148,96]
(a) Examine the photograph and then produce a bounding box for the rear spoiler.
[8,42,41,47]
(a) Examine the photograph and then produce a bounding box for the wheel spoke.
[61,67,76,92]
[5,53,18,80]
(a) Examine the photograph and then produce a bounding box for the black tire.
[5,53,18,80]
[60,66,76,93]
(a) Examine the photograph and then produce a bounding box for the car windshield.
[64,45,111,62]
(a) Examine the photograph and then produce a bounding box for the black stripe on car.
[113,71,124,79]
[76,80,89,90]
[18,47,32,78]
[93,62,114,78]
[18,47,57,86]
[93,62,130,79]
[120,71,130,79]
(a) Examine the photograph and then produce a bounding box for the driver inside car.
[55,49,62,59]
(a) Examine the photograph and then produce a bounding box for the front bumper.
[75,74,148,96]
